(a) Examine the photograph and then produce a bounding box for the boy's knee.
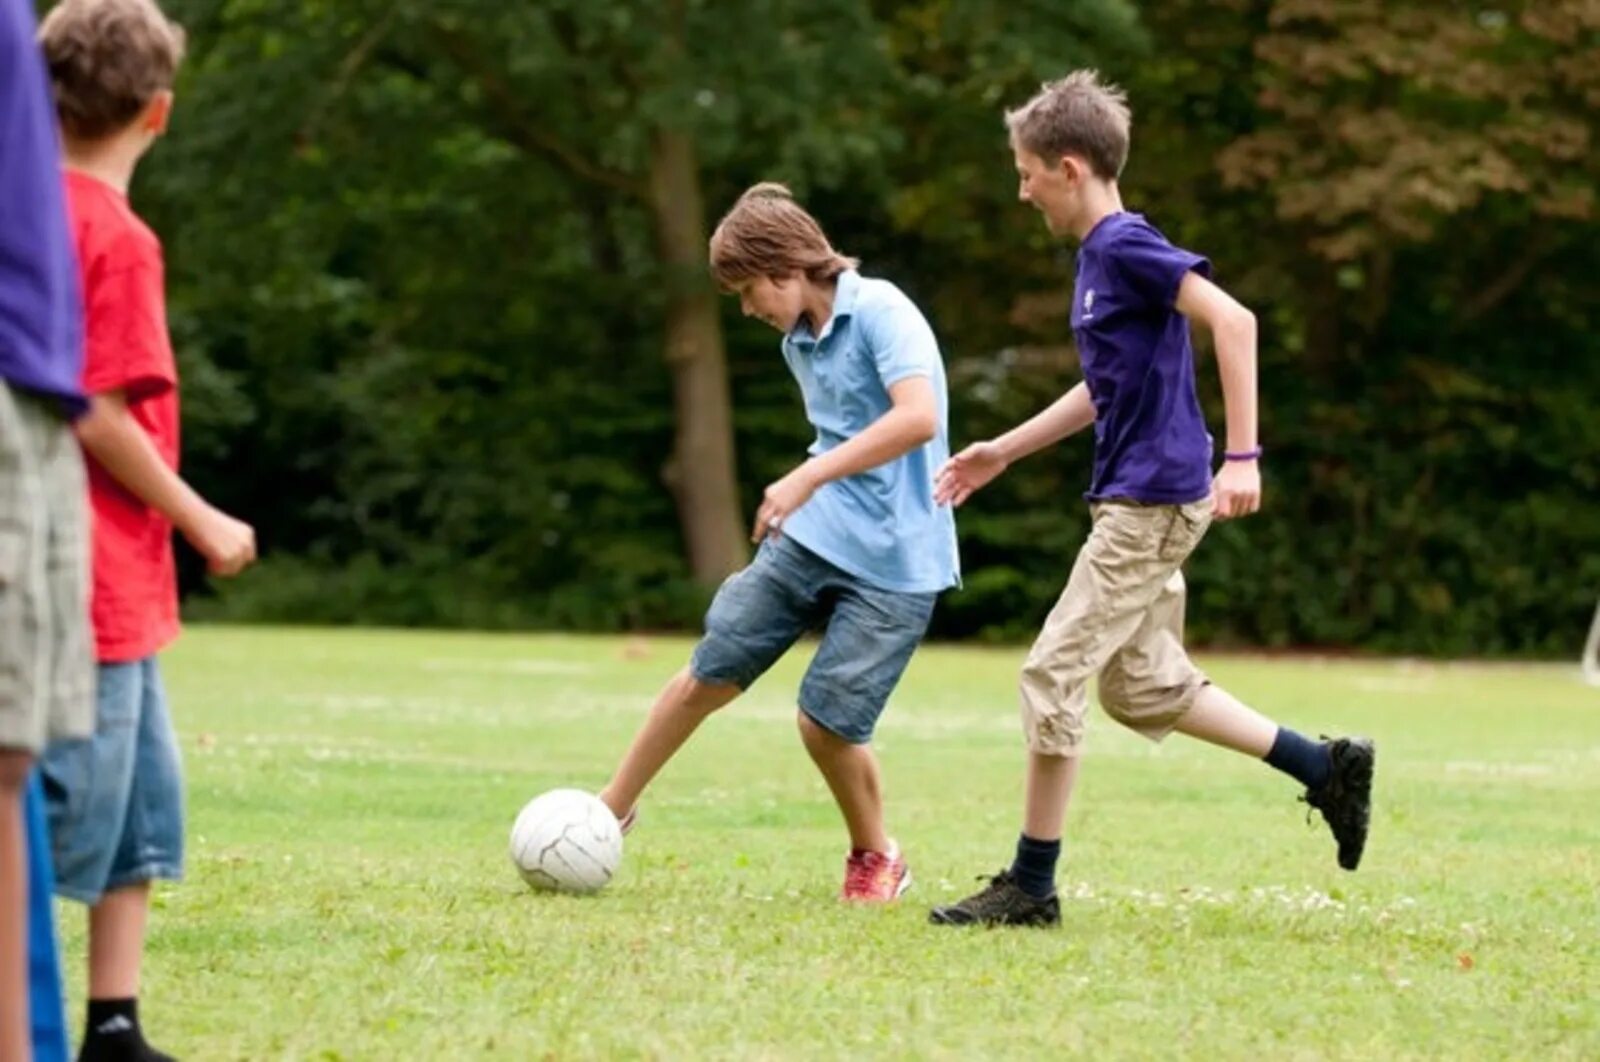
[673,670,740,715]
[1097,665,1131,715]
[796,709,874,757]
[1099,691,1145,730]
[796,709,835,746]
[1099,676,1202,739]
[1020,629,1101,703]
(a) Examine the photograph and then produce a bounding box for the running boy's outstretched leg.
[1177,685,1375,870]
[598,668,740,828]
[1088,569,1375,871]
[1092,564,1376,871]
[598,533,819,832]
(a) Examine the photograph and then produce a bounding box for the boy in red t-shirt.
[36,3,255,1058]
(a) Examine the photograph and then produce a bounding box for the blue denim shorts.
[690,535,937,744]
[39,657,185,904]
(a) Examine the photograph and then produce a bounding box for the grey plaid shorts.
[0,379,93,753]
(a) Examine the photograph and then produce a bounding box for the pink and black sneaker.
[841,841,911,903]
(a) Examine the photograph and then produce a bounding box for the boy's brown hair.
[38,0,187,141]
[1005,70,1132,180]
[709,183,858,289]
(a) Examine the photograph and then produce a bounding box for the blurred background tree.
[106,0,1598,654]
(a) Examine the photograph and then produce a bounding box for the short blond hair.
[1005,70,1132,179]
[708,183,858,289]
[38,0,187,141]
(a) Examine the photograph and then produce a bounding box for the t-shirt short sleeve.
[863,291,939,390]
[80,247,174,402]
[0,0,84,411]
[1109,223,1212,312]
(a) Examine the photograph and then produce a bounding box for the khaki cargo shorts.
[0,379,93,754]
[1020,498,1213,756]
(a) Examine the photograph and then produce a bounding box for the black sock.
[79,998,173,1062]
[1264,727,1332,790]
[1009,833,1061,899]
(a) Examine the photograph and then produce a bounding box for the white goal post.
[1584,596,1600,687]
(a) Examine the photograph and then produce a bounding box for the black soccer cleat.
[1304,736,1376,871]
[928,870,1061,927]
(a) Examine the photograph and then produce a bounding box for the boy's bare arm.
[752,376,939,542]
[994,382,1095,464]
[75,390,258,574]
[933,383,1095,508]
[1175,270,1261,518]
[804,376,938,484]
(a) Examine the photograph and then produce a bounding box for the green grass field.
[55,627,1600,1060]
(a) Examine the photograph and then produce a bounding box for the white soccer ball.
[508,788,623,893]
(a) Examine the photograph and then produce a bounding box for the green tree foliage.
[1128,0,1600,653]
[127,0,1598,653]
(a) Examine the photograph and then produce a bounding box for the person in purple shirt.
[929,71,1377,928]
[1,0,94,1054]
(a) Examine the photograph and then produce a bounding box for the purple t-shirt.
[1071,211,1211,504]
[0,0,84,417]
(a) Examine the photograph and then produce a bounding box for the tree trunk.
[647,128,746,585]
[1301,255,1345,376]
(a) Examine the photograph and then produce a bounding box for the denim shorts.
[39,657,185,904]
[690,535,937,744]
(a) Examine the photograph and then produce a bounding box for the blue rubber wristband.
[1223,447,1263,462]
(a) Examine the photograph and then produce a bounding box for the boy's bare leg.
[796,713,890,853]
[598,667,740,820]
[0,750,33,1062]
[1173,684,1277,756]
[1176,682,1374,870]
[1021,750,1083,841]
[87,884,150,999]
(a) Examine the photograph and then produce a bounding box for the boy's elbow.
[72,410,110,448]
[74,394,130,445]
[1219,305,1256,350]
[907,408,939,444]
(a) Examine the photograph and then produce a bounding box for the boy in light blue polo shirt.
[598,183,958,903]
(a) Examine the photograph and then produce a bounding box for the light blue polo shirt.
[778,270,960,594]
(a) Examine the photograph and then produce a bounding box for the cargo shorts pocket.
[1157,502,1212,564]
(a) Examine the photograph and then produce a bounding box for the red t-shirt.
[64,170,181,663]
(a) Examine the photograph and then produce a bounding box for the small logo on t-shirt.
[1083,288,1096,320]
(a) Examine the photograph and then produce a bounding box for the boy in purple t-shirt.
[930,72,1376,927]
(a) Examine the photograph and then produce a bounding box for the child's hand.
[1212,461,1261,520]
[935,442,1008,507]
[182,504,258,576]
[752,464,821,543]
